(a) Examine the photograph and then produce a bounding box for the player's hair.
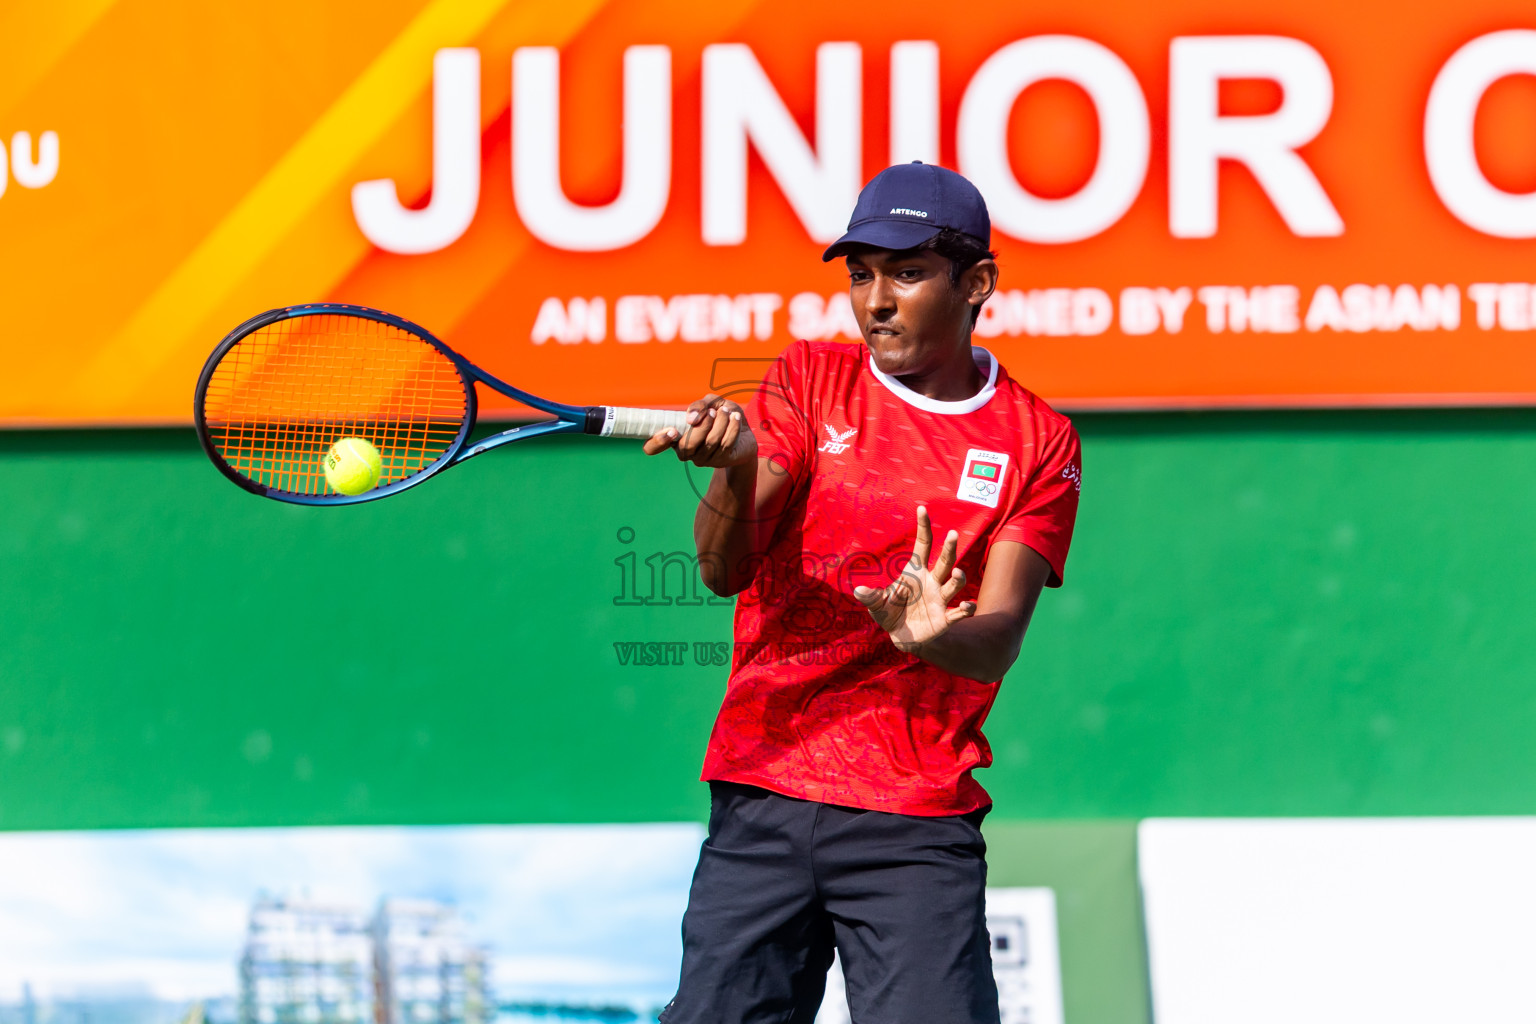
[918,228,997,326]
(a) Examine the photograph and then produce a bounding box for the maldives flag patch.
[957,448,1010,508]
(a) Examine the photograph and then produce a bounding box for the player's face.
[844,248,992,378]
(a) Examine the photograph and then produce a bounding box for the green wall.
[13,411,1536,1024]
[4,410,1536,831]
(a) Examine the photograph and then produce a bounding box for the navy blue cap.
[822,161,990,261]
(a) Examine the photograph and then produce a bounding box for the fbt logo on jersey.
[819,425,858,454]
[958,449,1010,508]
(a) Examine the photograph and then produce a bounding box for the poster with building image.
[0,825,704,1024]
[0,826,1066,1024]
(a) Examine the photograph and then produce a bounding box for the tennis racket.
[194,303,698,505]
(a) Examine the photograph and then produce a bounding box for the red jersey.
[700,340,1082,816]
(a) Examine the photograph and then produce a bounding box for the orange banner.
[6,0,1536,424]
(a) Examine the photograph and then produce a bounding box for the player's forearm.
[903,613,1024,683]
[693,463,758,596]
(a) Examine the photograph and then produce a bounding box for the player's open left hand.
[854,505,977,652]
[643,393,758,468]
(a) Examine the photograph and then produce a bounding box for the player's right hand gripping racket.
[194,303,697,505]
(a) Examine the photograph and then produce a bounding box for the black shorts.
[660,781,999,1024]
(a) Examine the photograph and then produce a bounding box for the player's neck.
[893,339,987,402]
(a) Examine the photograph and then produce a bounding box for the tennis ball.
[323,437,382,496]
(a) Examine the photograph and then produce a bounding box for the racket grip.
[590,406,690,440]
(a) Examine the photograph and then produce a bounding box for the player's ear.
[963,258,998,312]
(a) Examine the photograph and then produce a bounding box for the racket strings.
[201,314,468,496]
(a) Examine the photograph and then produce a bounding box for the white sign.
[1140,818,1536,1024]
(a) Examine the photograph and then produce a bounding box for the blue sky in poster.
[0,824,704,1008]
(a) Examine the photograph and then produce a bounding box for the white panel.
[1140,818,1536,1024]
[989,887,1065,1024]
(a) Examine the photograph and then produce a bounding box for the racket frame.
[194,303,598,506]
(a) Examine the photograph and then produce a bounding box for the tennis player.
[644,161,1082,1023]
